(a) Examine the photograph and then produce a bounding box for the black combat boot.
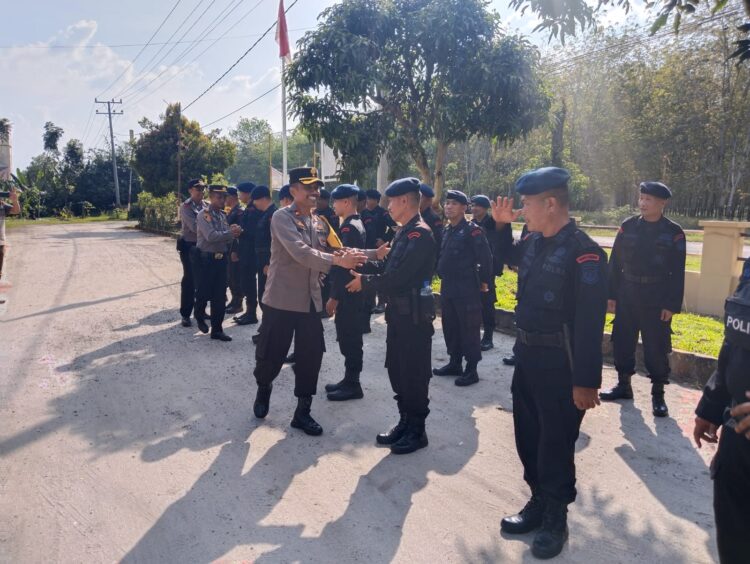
[326,371,364,401]
[376,404,408,445]
[253,384,273,419]
[225,297,243,315]
[181,317,192,327]
[290,396,323,435]
[433,355,463,377]
[324,374,348,393]
[390,415,428,455]
[599,373,634,401]
[195,314,209,334]
[455,361,479,387]
[210,331,232,342]
[500,493,545,534]
[480,331,494,351]
[531,499,569,559]
[652,382,669,417]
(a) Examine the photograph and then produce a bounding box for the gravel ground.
[0,222,719,563]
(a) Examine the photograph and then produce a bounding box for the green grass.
[434,269,723,357]
[7,211,130,228]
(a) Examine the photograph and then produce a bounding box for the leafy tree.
[0,118,10,142]
[133,103,236,197]
[60,139,84,192]
[43,122,64,154]
[286,0,550,200]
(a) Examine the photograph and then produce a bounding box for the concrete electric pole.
[95,98,124,207]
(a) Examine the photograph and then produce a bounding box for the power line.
[96,0,183,98]
[201,83,281,128]
[123,0,252,104]
[183,0,300,111]
[79,105,96,145]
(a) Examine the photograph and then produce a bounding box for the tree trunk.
[551,101,566,167]
[433,140,448,203]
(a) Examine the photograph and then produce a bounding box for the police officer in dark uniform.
[694,257,750,564]
[195,185,241,341]
[177,179,207,327]
[362,189,396,315]
[472,194,514,351]
[600,181,686,417]
[347,178,436,455]
[225,186,244,315]
[324,184,368,401]
[432,190,493,387]
[251,185,276,312]
[232,182,260,325]
[419,183,443,250]
[491,167,608,559]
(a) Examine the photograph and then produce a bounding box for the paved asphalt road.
[0,222,719,563]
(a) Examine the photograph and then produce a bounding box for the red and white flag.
[275,0,291,62]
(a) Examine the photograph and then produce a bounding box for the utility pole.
[95,98,124,207]
[128,130,134,213]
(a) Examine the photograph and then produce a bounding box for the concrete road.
[0,222,719,563]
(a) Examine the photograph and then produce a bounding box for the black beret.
[419,183,435,198]
[331,184,360,200]
[386,177,421,197]
[357,189,367,202]
[318,187,331,200]
[289,166,323,187]
[208,184,227,194]
[446,190,469,205]
[365,189,381,201]
[515,167,570,195]
[236,182,256,193]
[187,178,205,190]
[226,186,238,197]
[471,195,491,208]
[251,185,270,200]
[639,181,672,200]
[278,184,292,201]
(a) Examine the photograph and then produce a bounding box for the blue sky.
[1,0,644,169]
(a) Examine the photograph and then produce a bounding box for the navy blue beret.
[386,177,421,197]
[471,195,491,208]
[357,189,367,201]
[236,182,256,193]
[278,184,292,201]
[419,183,435,198]
[318,187,331,200]
[446,190,469,205]
[251,185,270,200]
[515,167,571,195]
[226,186,238,197]
[187,178,205,190]
[331,184,360,200]
[365,189,381,201]
[639,181,672,200]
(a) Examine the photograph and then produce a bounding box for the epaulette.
[572,228,600,252]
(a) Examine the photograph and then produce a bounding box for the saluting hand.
[573,386,600,411]
[346,271,363,293]
[490,196,521,225]
[693,416,719,448]
[730,392,750,440]
[376,243,390,261]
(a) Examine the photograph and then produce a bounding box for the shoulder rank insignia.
[407,231,421,240]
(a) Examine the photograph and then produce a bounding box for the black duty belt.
[200,251,226,260]
[516,328,565,348]
[622,272,664,284]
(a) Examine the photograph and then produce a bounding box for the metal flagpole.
[281,59,288,180]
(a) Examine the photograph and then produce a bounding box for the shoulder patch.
[341,226,351,233]
[576,253,601,264]
[673,233,685,242]
[407,231,422,240]
[471,228,483,237]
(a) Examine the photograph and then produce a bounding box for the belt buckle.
[215,253,224,260]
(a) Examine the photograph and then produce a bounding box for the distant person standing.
[233,182,260,325]
[225,186,244,315]
[252,168,365,435]
[419,183,443,250]
[195,185,240,341]
[0,184,21,292]
[177,179,207,327]
[471,194,513,351]
[432,190,493,387]
[600,182,686,418]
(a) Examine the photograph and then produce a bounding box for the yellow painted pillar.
[696,220,750,316]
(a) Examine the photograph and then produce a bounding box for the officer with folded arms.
[693,257,750,564]
[491,167,608,559]
[347,178,436,454]
[432,190,493,387]
[195,185,241,341]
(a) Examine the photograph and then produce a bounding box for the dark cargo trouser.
[442,294,483,364]
[334,298,366,373]
[713,426,750,564]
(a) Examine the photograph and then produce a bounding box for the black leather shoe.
[599,383,634,401]
[652,385,669,417]
[376,415,408,445]
[235,315,258,326]
[327,381,364,401]
[480,332,494,351]
[285,353,296,364]
[372,304,385,314]
[253,384,272,419]
[501,494,544,534]
[290,396,323,435]
[225,304,243,315]
[531,501,569,559]
[390,419,428,455]
[210,331,232,342]
[196,317,209,334]
[181,317,192,327]
[433,357,463,377]
[455,369,479,387]
[251,333,260,345]
[502,355,516,366]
